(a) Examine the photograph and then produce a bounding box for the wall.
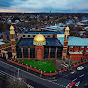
[35,46,44,60]
[70,54,82,61]
[7,59,88,76]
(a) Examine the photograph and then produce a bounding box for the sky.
[0,0,88,13]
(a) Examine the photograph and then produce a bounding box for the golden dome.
[34,34,45,42]
[10,25,14,30]
[65,26,70,30]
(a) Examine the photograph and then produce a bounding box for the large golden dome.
[33,33,46,46]
[34,34,45,42]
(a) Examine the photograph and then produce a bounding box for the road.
[0,58,88,88]
[0,58,66,88]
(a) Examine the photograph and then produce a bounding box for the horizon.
[0,0,88,13]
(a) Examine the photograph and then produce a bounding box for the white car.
[77,66,84,71]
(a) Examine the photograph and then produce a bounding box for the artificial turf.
[18,59,58,73]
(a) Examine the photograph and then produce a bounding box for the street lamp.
[18,68,19,78]
[27,65,28,71]
[68,56,71,70]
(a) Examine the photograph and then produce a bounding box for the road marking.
[48,80,66,87]
[0,70,29,87]
[79,74,84,77]
[72,78,77,81]
[75,81,80,87]
[0,61,47,81]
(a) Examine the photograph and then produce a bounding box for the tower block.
[62,26,70,59]
[10,25,17,60]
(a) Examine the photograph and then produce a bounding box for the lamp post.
[40,70,42,77]
[68,56,71,70]
[18,68,19,78]
[27,65,28,71]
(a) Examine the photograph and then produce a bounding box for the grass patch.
[18,59,58,73]
[0,42,11,47]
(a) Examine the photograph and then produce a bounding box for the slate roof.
[23,31,63,34]
[17,38,62,47]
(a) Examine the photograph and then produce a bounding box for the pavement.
[0,58,88,88]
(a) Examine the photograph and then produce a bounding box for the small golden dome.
[65,26,70,30]
[34,33,45,42]
[10,25,14,30]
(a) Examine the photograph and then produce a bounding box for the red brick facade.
[35,46,44,60]
[68,46,88,61]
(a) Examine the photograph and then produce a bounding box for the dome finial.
[10,25,14,30]
[65,26,70,30]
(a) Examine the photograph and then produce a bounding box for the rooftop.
[58,36,88,46]
[17,38,62,47]
[69,52,82,54]
[23,31,63,34]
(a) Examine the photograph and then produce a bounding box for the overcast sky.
[0,0,88,13]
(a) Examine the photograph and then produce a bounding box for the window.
[66,35,68,39]
[70,46,73,48]
[64,49,66,53]
[48,35,50,38]
[86,50,88,52]
[12,35,13,39]
[81,46,84,48]
[64,42,68,46]
[13,49,14,53]
[16,48,22,58]
[33,35,35,37]
[23,48,28,58]
[53,35,55,38]
[70,50,73,52]
[85,54,88,56]
[75,50,78,52]
[76,46,79,48]
[12,41,14,45]
[81,50,83,52]
[28,35,30,37]
[66,30,69,32]
[23,35,25,37]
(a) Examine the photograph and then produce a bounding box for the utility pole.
[68,56,71,70]
[18,68,19,78]
[27,65,28,71]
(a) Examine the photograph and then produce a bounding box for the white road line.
[48,80,65,88]
[72,78,77,81]
[79,74,84,77]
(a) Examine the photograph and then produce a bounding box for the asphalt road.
[0,58,88,88]
[0,58,65,88]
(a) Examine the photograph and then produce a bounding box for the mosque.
[7,25,88,61]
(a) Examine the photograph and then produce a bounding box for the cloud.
[0,0,88,12]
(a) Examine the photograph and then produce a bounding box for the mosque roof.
[17,38,62,47]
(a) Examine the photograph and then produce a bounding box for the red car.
[68,82,76,88]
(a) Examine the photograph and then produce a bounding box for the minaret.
[10,25,17,60]
[62,26,70,59]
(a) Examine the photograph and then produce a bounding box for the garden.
[18,59,58,73]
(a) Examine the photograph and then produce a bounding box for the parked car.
[68,82,76,88]
[77,66,84,71]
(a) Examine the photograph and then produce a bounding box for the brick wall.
[35,46,44,60]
